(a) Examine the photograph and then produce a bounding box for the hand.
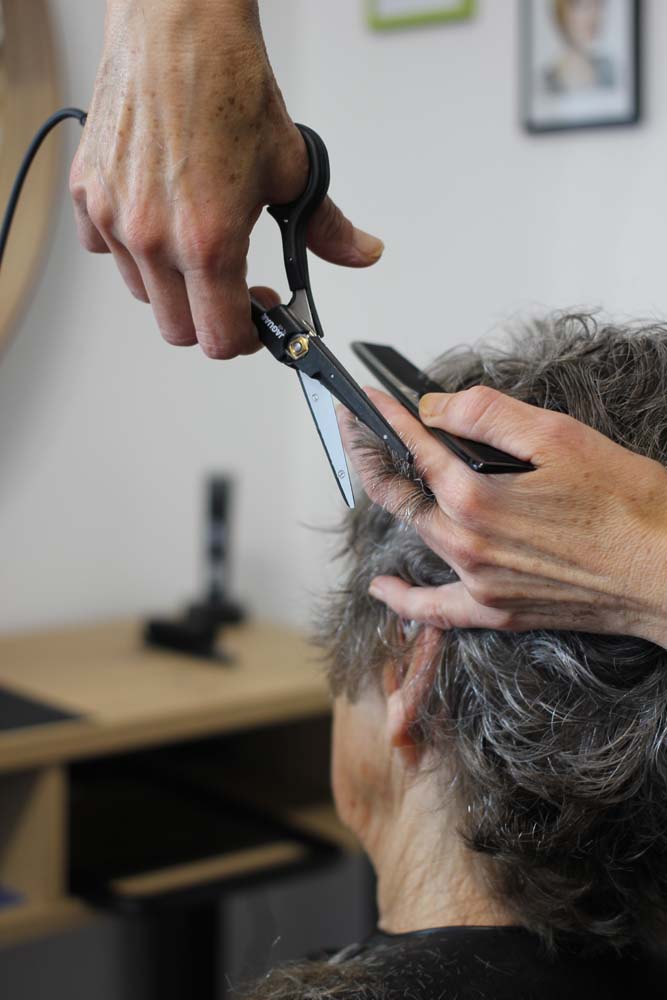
[70,0,384,359]
[342,386,667,648]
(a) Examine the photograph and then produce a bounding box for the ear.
[382,626,442,765]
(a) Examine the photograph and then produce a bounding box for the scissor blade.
[297,370,355,508]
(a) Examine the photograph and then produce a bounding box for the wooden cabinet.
[0,620,350,948]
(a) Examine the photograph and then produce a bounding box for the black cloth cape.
[331,925,667,1000]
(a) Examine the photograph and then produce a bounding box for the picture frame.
[521,0,641,133]
[367,0,475,31]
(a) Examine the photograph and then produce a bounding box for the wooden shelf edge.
[0,897,91,948]
[111,840,307,899]
[0,696,331,775]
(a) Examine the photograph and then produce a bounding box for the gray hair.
[320,314,667,951]
[237,315,667,1000]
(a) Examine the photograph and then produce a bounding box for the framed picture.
[367,0,475,31]
[521,0,641,132]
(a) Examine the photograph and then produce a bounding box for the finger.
[248,286,281,355]
[249,285,281,310]
[104,234,149,303]
[369,577,519,631]
[72,199,109,254]
[419,386,565,465]
[184,268,259,360]
[345,387,490,521]
[307,196,384,268]
[138,262,197,346]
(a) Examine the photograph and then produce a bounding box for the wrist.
[104,0,263,44]
[106,0,258,11]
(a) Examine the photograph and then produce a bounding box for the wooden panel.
[111,842,306,898]
[0,898,90,948]
[0,0,62,354]
[0,766,65,901]
[0,620,330,772]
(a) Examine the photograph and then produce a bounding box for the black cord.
[0,107,87,272]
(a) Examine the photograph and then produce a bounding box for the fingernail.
[353,228,385,262]
[369,580,385,600]
[419,392,451,419]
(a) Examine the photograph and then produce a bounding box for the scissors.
[251,125,533,507]
[250,125,410,509]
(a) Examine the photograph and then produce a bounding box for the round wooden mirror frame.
[0,0,61,357]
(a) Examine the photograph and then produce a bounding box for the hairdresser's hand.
[69,0,383,359]
[345,387,667,648]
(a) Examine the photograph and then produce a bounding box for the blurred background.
[0,0,659,997]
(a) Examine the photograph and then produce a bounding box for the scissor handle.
[267,124,329,300]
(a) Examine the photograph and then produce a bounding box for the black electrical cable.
[0,107,87,272]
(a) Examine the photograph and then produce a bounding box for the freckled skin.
[69,0,384,359]
[344,386,667,647]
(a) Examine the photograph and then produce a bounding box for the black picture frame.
[521,0,641,134]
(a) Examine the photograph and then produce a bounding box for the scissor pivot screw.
[287,335,310,360]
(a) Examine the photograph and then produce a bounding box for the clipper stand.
[144,477,246,660]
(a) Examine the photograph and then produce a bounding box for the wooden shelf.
[0,619,330,774]
[0,765,82,947]
[111,841,307,899]
[0,619,342,949]
[0,897,90,948]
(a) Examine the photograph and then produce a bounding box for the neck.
[365,771,513,934]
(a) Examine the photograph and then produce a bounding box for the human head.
[554,0,606,51]
[321,314,667,950]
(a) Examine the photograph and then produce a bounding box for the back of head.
[239,315,667,1000]
[323,314,667,951]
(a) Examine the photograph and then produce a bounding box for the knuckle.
[180,219,244,272]
[198,336,238,361]
[68,155,86,198]
[467,580,499,609]
[69,176,85,206]
[532,407,581,457]
[85,192,114,234]
[76,226,103,253]
[448,474,483,527]
[451,537,487,573]
[425,602,449,628]
[160,327,195,347]
[124,217,163,259]
[459,384,501,428]
[461,535,489,573]
[548,410,581,447]
[130,231,162,259]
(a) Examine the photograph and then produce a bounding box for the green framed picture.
[367,0,475,30]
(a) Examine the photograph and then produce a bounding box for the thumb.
[419,386,557,464]
[307,196,384,268]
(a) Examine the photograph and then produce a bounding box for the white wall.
[1,1,665,633]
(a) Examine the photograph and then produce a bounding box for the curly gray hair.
[321,314,667,951]
[239,314,667,999]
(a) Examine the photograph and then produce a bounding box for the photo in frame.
[521,0,641,132]
[367,0,475,31]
